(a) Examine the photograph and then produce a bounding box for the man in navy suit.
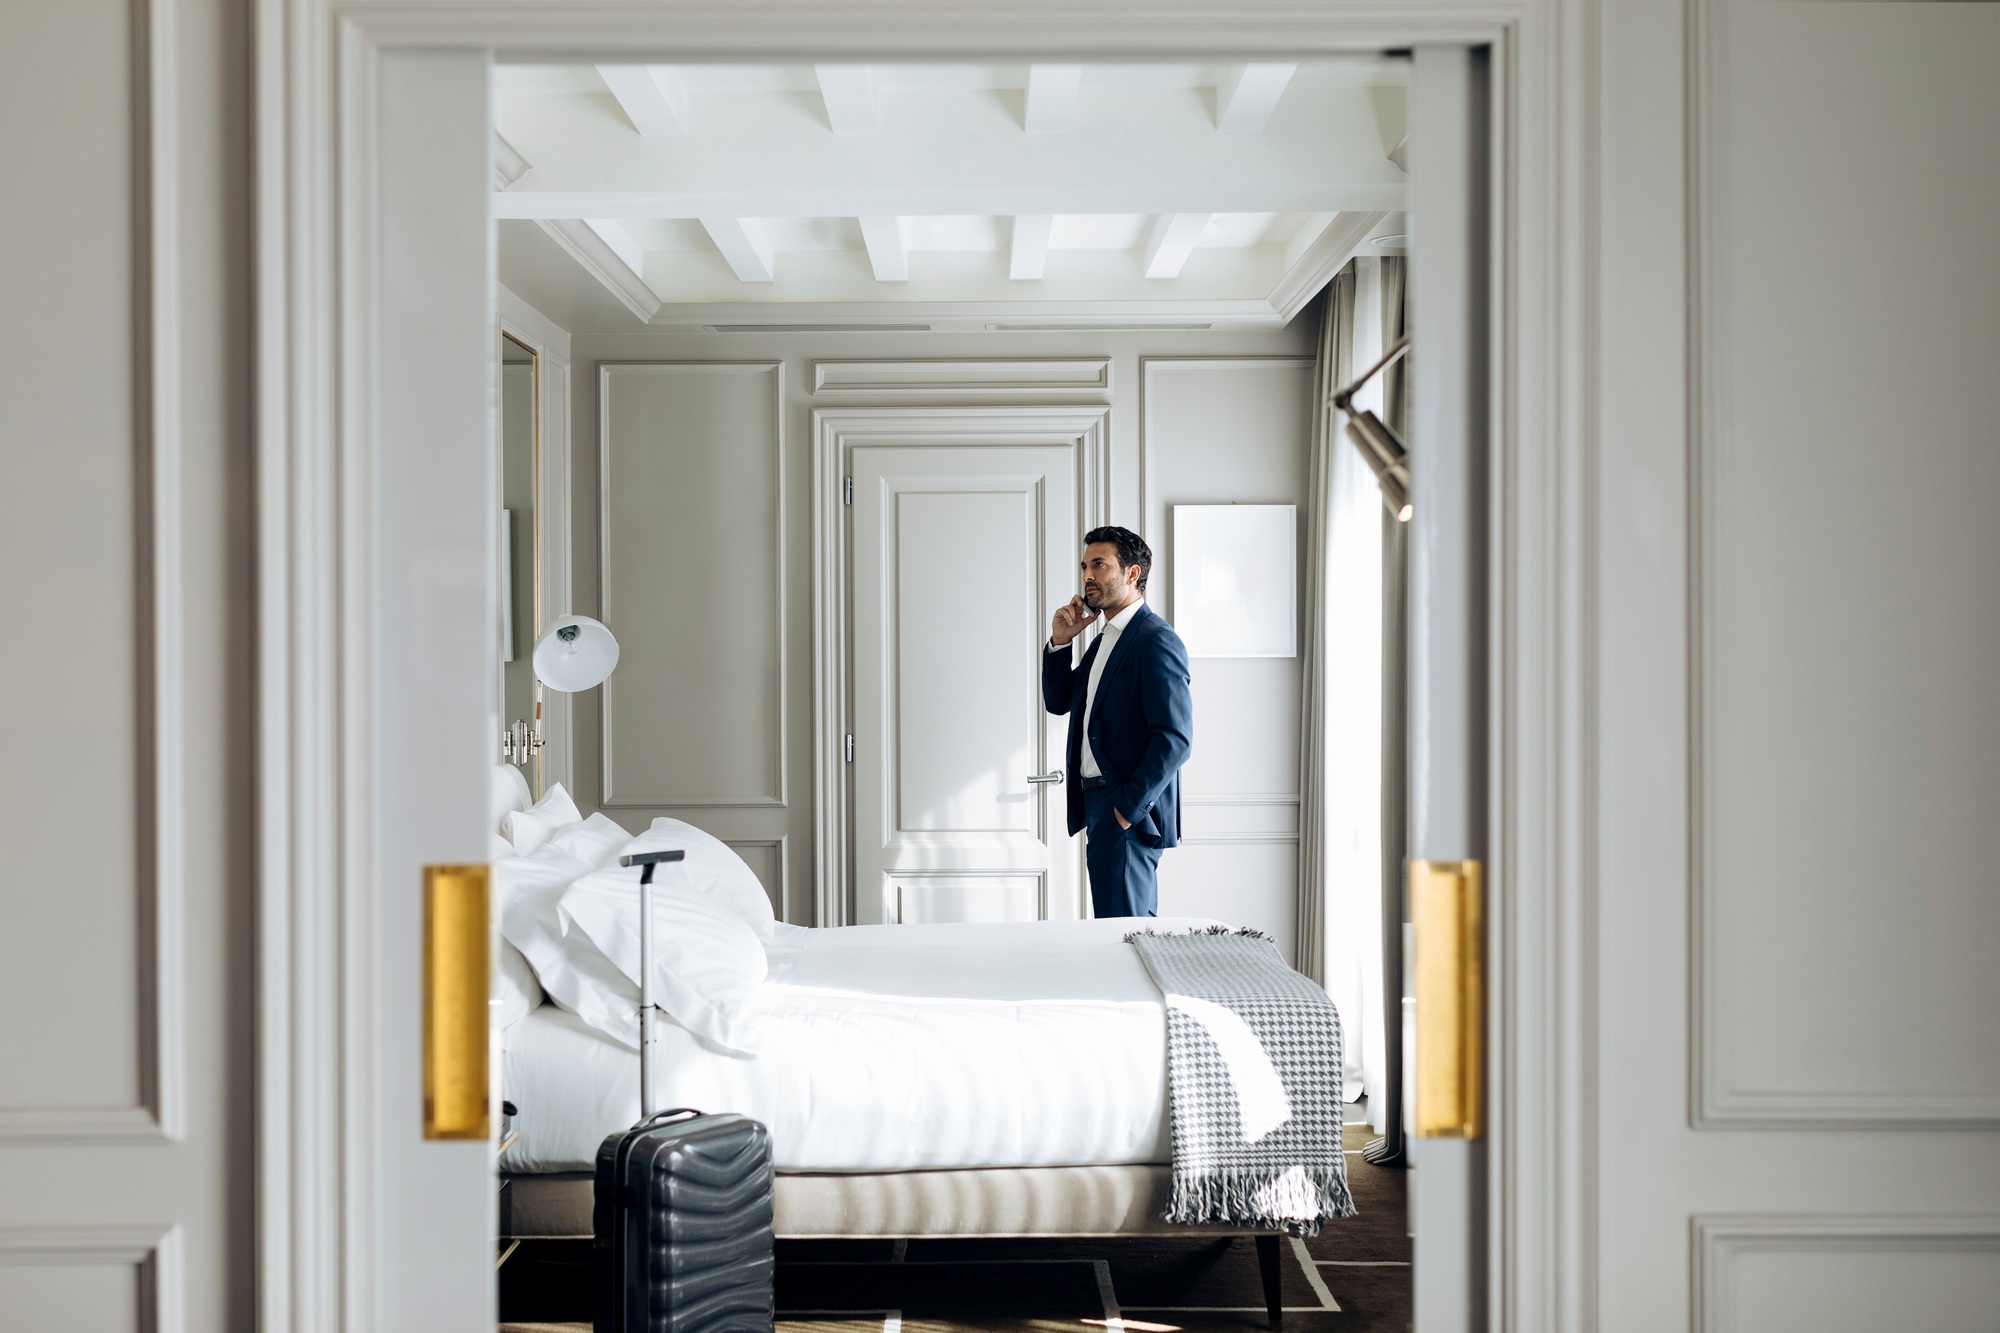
[1042,526,1193,918]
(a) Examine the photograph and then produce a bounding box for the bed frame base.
[503,1165,1290,1327]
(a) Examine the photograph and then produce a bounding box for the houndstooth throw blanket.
[1126,926,1356,1235]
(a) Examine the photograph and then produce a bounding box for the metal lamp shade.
[532,615,620,692]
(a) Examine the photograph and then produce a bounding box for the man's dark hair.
[1084,525,1152,593]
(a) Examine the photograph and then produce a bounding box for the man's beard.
[1083,583,1111,608]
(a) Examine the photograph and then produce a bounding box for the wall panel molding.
[598,362,787,810]
[1136,357,1317,533]
[722,836,790,922]
[1685,0,2000,1129]
[812,405,1111,927]
[0,1225,184,1333]
[811,358,1112,397]
[1694,1215,2000,1333]
[0,0,184,1147]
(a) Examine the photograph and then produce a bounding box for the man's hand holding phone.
[1050,595,1100,647]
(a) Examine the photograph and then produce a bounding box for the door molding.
[0,1225,185,1333]
[597,361,789,810]
[812,405,1110,927]
[0,0,186,1150]
[1682,0,2000,1133]
[1693,1215,2000,1333]
[258,5,1596,1330]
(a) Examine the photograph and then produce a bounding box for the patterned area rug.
[501,1122,1409,1332]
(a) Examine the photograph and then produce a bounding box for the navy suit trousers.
[1083,786,1161,919]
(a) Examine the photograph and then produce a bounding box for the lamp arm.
[1329,334,1412,412]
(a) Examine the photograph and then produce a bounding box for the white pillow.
[495,838,641,1049]
[558,862,769,1056]
[494,941,543,1031]
[547,812,633,866]
[616,817,778,943]
[490,764,534,837]
[504,783,583,855]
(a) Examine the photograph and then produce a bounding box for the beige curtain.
[1298,258,1400,1109]
[1295,272,1352,988]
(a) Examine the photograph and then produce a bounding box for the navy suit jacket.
[1041,603,1193,847]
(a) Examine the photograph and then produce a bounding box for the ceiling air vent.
[702,323,935,333]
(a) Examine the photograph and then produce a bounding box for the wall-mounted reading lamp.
[502,614,621,765]
[1332,334,1413,522]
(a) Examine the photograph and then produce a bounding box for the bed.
[490,777,1339,1325]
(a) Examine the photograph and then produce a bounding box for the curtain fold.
[1294,275,1349,989]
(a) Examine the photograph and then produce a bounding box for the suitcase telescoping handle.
[619,850,687,1120]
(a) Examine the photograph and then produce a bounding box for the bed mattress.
[500,916,1213,1174]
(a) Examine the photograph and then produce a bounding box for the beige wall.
[567,323,1320,932]
[0,0,253,1324]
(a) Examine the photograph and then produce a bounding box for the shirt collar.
[1100,597,1145,635]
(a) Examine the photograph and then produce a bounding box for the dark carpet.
[501,1120,1409,1333]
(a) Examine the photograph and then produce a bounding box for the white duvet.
[501,916,1218,1174]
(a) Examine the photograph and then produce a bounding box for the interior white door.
[849,444,1082,925]
[1408,42,1491,1333]
[367,47,498,1333]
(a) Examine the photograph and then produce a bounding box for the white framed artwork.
[1171,504,1297,657]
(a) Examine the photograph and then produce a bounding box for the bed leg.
[1254,1234,1283,1329]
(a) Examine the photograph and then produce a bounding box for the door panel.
[851,444,1079,925]
[892,488,1039,837]
[894,875,1045,925]
[372,47,497,1332]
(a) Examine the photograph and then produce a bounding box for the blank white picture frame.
[1172,504,1297,657]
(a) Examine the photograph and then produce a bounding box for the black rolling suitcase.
[593,850,776,1333]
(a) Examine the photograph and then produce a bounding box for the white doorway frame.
[254,3,1600,1331]
[811,405,1111,927]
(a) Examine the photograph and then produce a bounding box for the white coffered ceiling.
[494,60,1408,331]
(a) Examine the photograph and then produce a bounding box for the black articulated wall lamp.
[1332,335,1413,522]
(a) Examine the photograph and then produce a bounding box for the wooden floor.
[500,1120,1410,1333]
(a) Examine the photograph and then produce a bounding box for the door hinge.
[844,734,854,763]
[843,476,853,506]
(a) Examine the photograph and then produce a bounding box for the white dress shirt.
[1064,597,1145,780]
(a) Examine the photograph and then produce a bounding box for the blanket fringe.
[1124,924,1274,944]
[1161,1166,1358,1237]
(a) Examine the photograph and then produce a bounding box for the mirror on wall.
[500,331,540,791]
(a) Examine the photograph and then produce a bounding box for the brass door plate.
[423,864,490,1140]
[1412,858,1484,1139]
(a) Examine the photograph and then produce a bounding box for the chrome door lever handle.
[1026,771,1063,785]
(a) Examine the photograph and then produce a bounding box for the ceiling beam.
[857,215,908,281]
[699,216,775,282]
[493,131,531,189]
[1143,213,1211,279]
[1009,214,1053,280]
[498,184,1402,221]
[494,83,1402,212]
[814,65,878,135]
[534,218,661,322]
[1023,65,1082,133]
[597,65,688,137]
[1215,63,1298,133]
